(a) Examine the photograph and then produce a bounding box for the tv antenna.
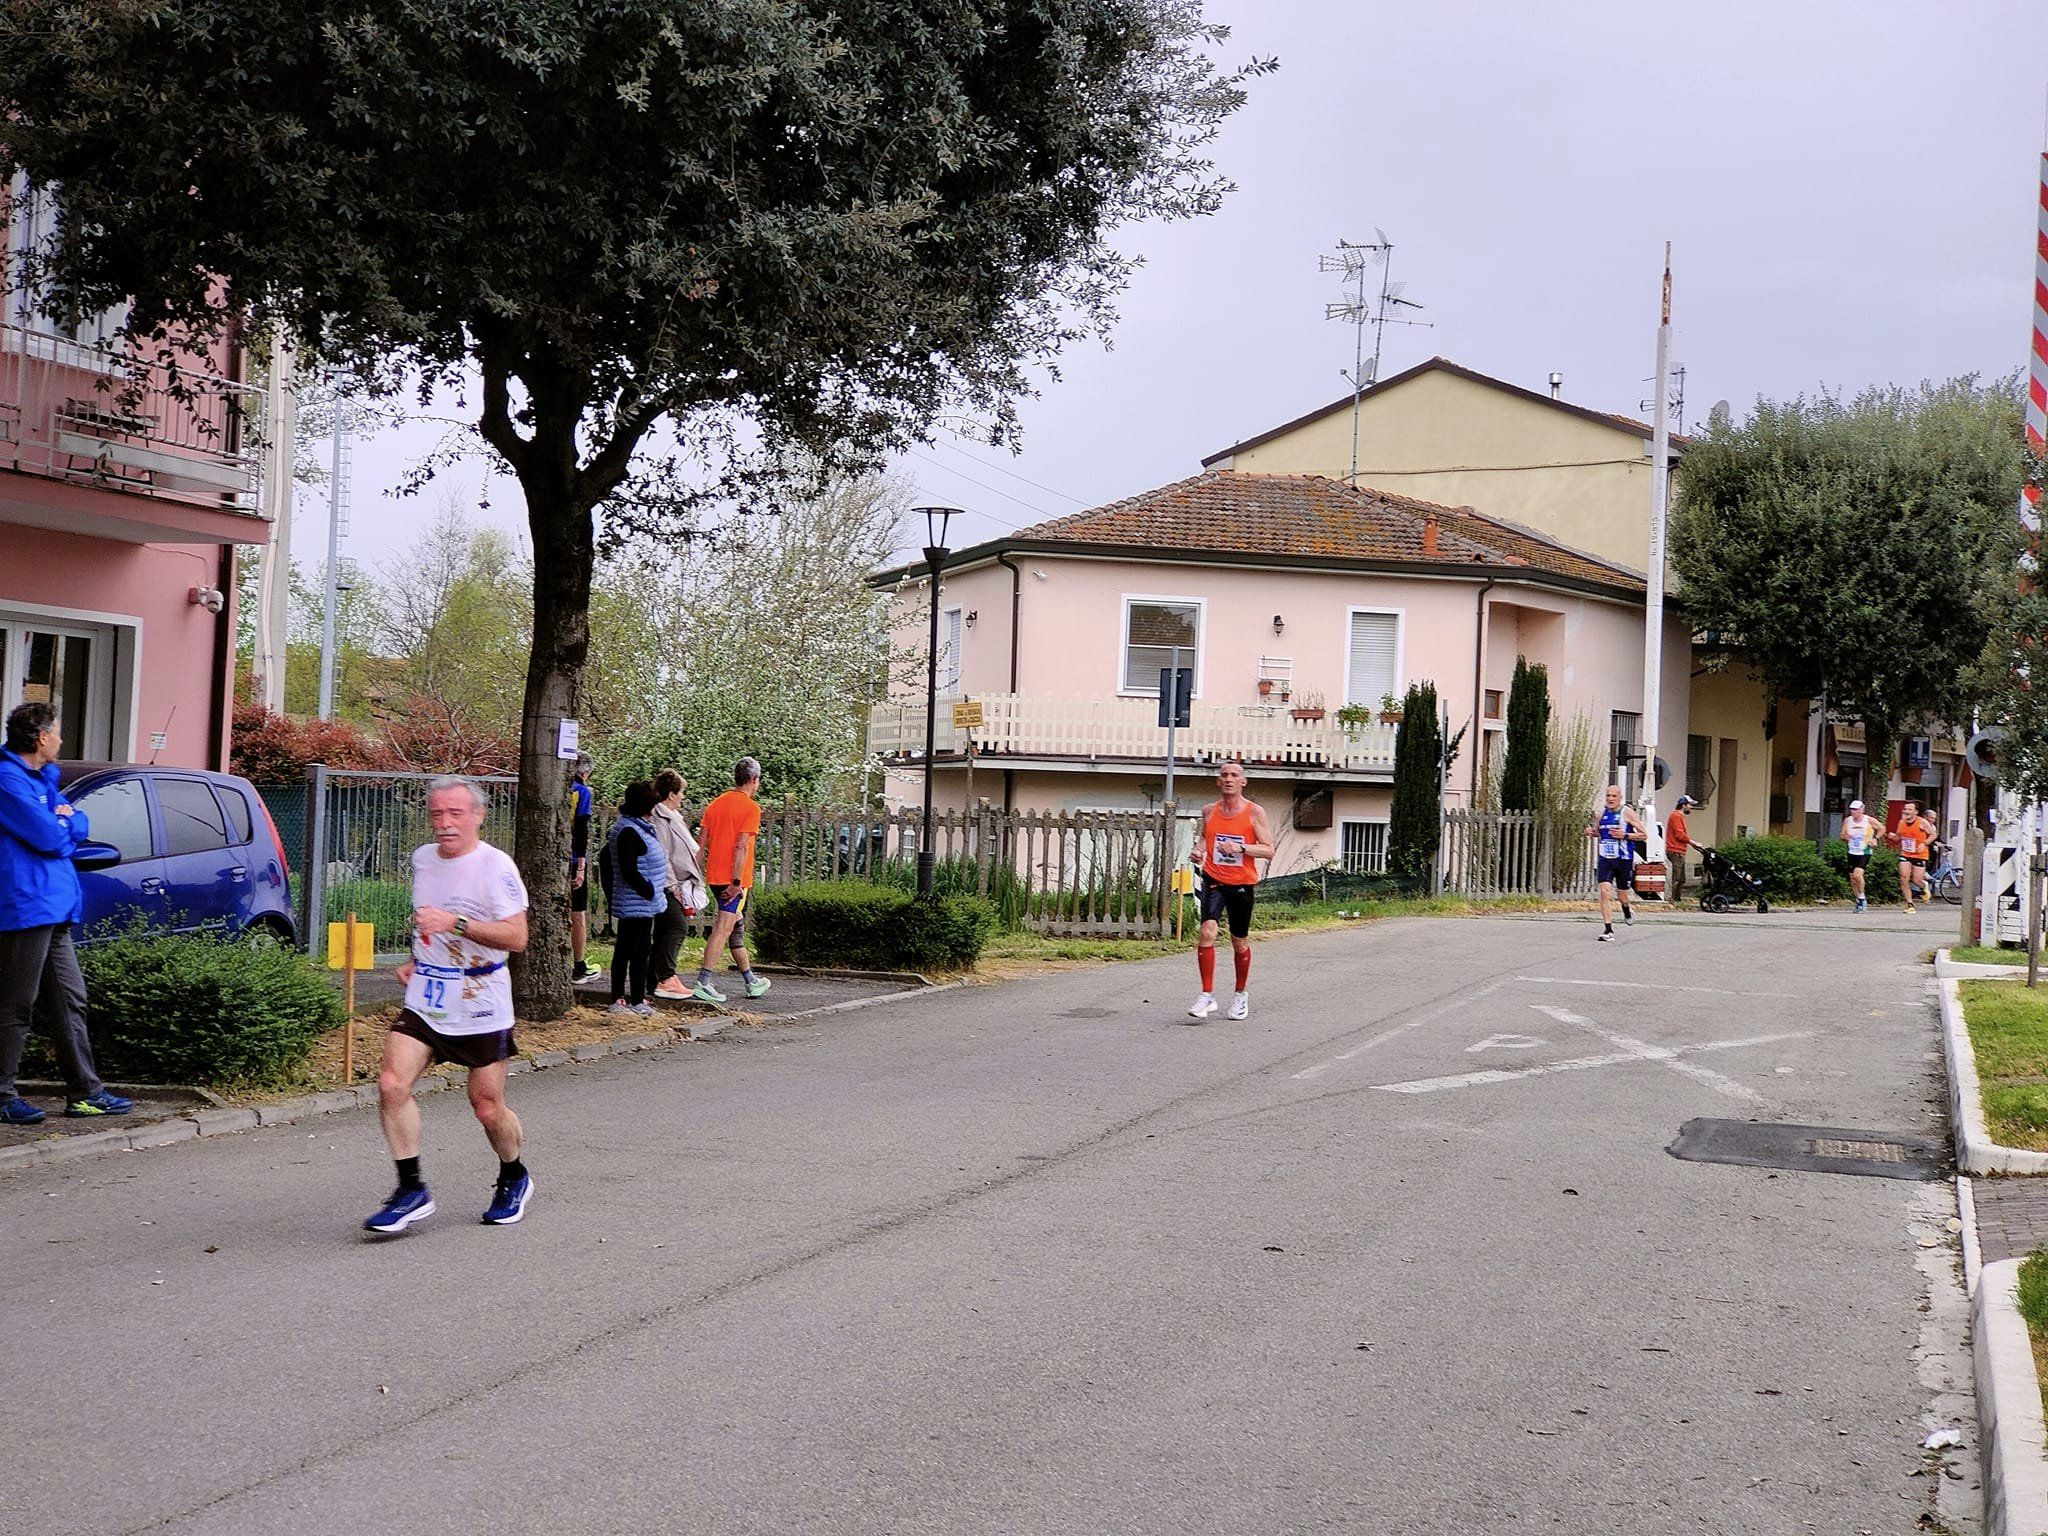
[1321,230,1432,484]
[1639,363,1688,436]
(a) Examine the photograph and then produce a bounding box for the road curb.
[1938,947,2029,982]
[1975,1258,2048,1536]
[1938,973,2048,1175]
[0,974,945,1177]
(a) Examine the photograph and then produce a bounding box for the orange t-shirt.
[699,790,763,889]
[1200,799,1261,886]
[1897,816,1936,860]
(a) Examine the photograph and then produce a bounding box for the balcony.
[0,321,266,533]
[869,692,1400,777]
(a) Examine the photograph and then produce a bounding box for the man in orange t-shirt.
[691,757,768,1003]
[1888,800,1938,913]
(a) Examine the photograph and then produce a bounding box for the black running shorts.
[1595,856,1636,890]
[1199,878,1257,939]
[1846,852,1870,871]
[392,1009,517,1070]
[569,860,590,913]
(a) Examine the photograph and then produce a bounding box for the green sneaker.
[690,978,727,1004]
[744,975,772,1000]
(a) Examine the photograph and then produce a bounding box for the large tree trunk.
[510,483,595,1020]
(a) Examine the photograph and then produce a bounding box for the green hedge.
[77,928,343,1087]
[1710,834,1902,902]
[1819,837,1902,902]
[750,881,997,971]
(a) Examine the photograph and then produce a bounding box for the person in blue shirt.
[0,702,132,1124]
[1584,783,1647,944]
[568,752,595,982]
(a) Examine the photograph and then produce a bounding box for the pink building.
[872,471,1686,877]
[2,175,270,767]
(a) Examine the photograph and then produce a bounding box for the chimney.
[1549,371,1563,399]
[1422,516,1439,555]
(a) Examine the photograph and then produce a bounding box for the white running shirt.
[1844,814,1875,856]
[403,842,527,1036]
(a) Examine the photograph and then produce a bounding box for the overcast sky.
[329,0,2048,569]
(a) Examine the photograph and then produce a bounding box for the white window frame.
[938,605,963,697]
[0,597,142,761]
[1119,592,1205,698]
[1339,818,1389,875]
[5,172,130,372]
[1342,605,1405,708]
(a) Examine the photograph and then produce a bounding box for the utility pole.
[1638,243,1673,864]
[254,329,296,713]
[316,398,347,721]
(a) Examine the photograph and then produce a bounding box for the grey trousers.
[0,923,105,1101]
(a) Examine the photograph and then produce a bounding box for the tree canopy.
[1671,377,2023,780]
[3,1,1268,1014]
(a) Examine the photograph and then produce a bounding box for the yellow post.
[342,911,358,1083]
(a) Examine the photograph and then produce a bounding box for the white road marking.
[1465,1033,1548,1053]
[1291,979,1507,1080]
[1371,1014,1812,1100]
[1516,975,1795,999]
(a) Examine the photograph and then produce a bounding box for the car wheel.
[243,917,293,950]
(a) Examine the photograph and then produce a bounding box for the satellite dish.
[1708,399,1733,430]
[1967,727,2006,782]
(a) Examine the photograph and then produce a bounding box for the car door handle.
[140,877,166,893]
[224,867,247,882]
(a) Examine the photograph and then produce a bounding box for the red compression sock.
[1234,947,1251,991]
[1198,944,1216,991]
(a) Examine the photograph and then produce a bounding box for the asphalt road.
[2,906,1970,1535]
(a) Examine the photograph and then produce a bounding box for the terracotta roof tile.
[1012,471,1645,594]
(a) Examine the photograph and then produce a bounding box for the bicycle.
[1926,845,1964,905]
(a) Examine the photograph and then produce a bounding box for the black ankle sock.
[396,1155,424,1191]
[500,1158,527,1184]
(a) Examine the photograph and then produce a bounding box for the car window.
[216,784,253,844]
[70,778,152,861]
[158,778,230,856]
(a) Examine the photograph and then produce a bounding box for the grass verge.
[1960,978,2048,1150]
[2015,1251,2048,1427]
[1952,944,2029,968]
[978,893,1563,969]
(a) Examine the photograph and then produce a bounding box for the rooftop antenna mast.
[1640,362,1688,436]
[1321,231,1431,485]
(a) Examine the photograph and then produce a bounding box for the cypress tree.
[1387,681,1443,882]
[1500,656,1552,813]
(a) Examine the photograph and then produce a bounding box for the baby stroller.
[1696,846,1769,914]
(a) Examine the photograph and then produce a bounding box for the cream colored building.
[1204,357,1796,841]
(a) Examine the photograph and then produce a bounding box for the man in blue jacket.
[0,702,131,1125]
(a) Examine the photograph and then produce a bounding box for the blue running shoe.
[363,1186,436,1235]
[1,1096,46,1125]
[65,1090,133,1117]
[482,1172,534,1226]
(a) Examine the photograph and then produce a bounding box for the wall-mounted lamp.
[964,610,978,628]
[189,585,226,614]
[1272,614,1284,635]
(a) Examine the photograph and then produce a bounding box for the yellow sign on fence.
[1170,866,1196,895]
[951,699,984,729]
[326,921,376,970]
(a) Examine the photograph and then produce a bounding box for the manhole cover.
[1667,1119,1944,1180]
[1054,1007,1116,1019]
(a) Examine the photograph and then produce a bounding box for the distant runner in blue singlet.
[1585,784,1646,942]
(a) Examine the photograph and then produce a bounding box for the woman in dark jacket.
[606,780,670,1013]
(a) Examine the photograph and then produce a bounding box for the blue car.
[60,764,297,945]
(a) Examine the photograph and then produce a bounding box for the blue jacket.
[0,751,87,931]
[608,816,670,920]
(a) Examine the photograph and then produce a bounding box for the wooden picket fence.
[753,800,1177,938]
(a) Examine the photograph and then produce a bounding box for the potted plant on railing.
[1336,701,1373,739]
[1257,677,1275,699]
[1290,689,1327,724]
[1378,691,1404,725]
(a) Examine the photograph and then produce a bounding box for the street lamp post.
[915,505,961,897]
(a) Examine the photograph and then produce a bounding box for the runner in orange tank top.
[1189,761,1274,1022]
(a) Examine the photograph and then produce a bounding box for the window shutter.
[940,608,963,694]
[1346,612,1398,704]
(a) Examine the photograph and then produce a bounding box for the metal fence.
[1438,808,1603,898]
[278,770,1183,954]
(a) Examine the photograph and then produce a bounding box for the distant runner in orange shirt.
[1188,761,1274,1022]
[692,757,769,1004]
[1889,800,1938,913]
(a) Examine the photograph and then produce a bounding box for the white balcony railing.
[0,321,265,512]
[870,692,1399,773]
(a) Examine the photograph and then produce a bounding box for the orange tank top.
[1202,800,1261,886]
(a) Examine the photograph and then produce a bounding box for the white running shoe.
[1598,930,1615,943]
[1227,992,1250,1020]
[1188,992,1218,1019]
